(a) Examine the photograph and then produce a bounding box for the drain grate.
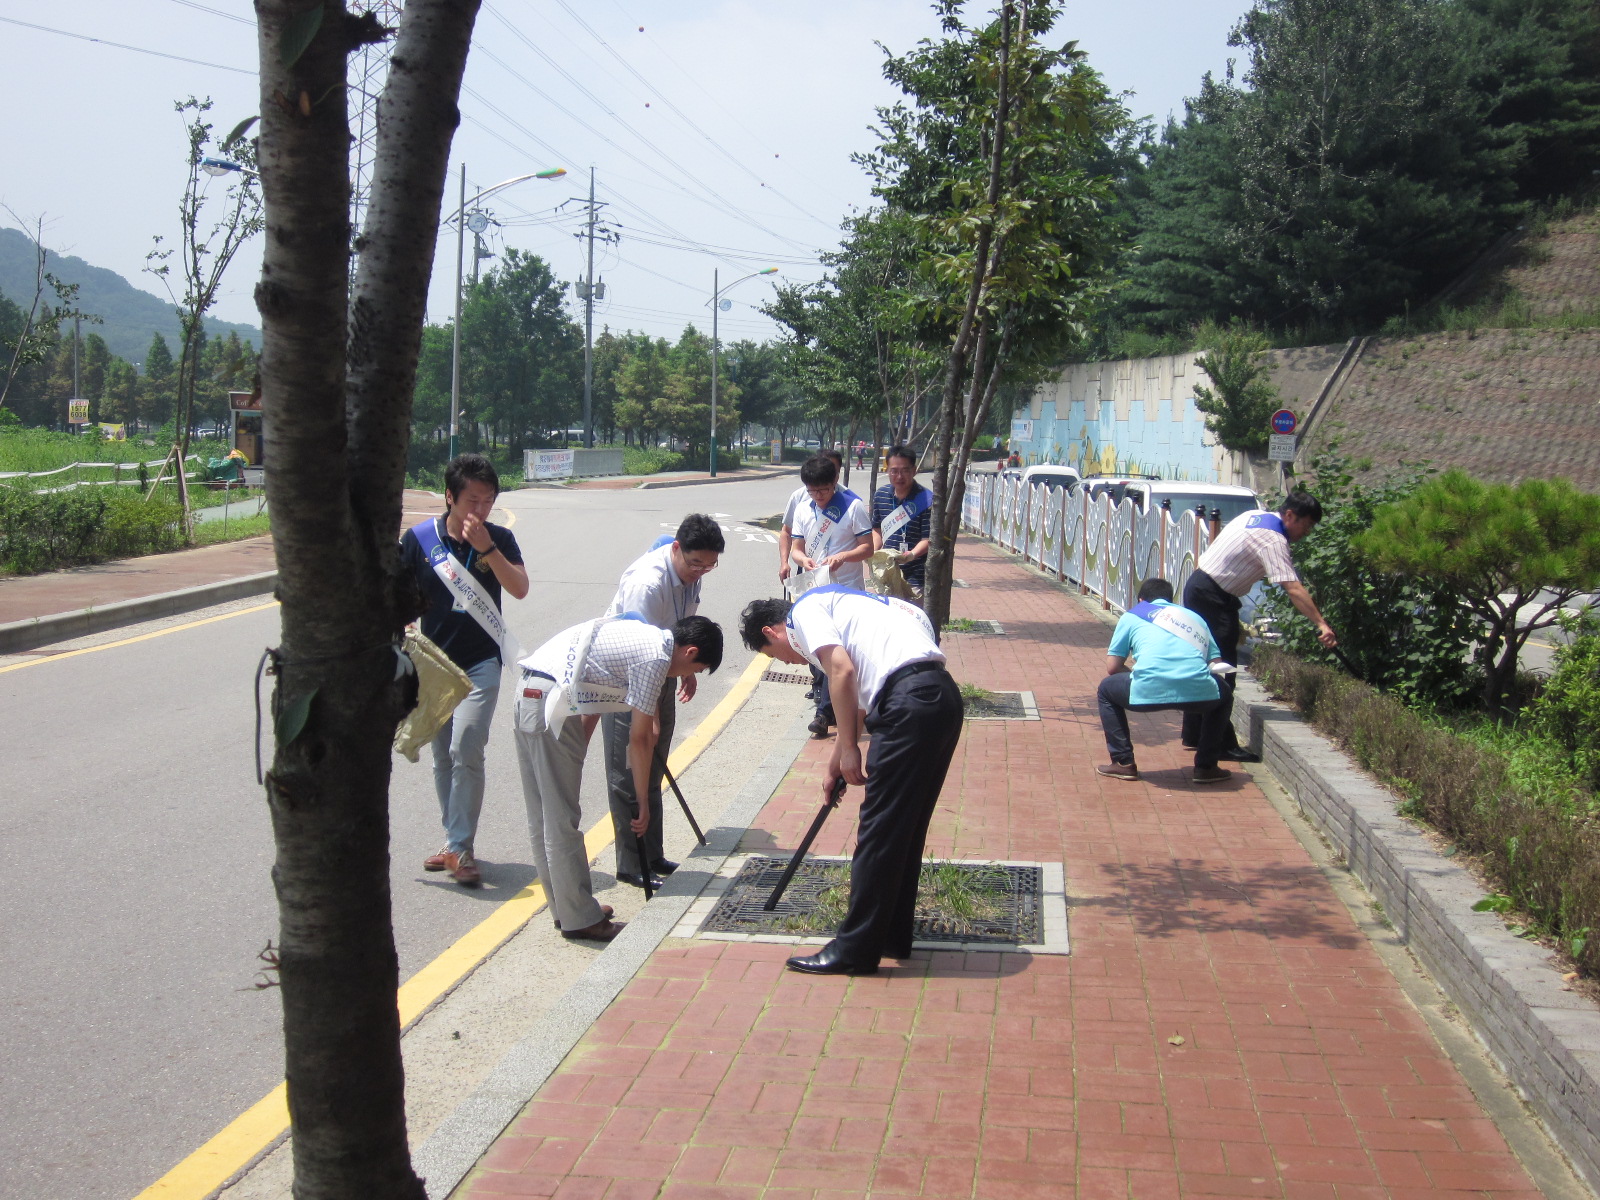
[964,690,1039,721]
[762,669,812,684]
[944,618,1004,635]
[700,857,1043,946]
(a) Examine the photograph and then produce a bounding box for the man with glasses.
[602,512,725,888]
[871,444,932,604]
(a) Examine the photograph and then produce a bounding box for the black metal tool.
[764,776,849,911]
[654,750,707,845]
[635,830,654,900]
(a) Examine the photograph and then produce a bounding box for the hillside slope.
[0,226,261,366]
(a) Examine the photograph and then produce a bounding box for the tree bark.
[254,2,478,1196]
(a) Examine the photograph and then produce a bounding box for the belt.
[880,659,944,693]
[521,668,556,700]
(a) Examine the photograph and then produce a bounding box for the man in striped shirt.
[1181,491,1337,761]
[871,444,932,601]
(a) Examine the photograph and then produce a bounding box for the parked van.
[1019,463,1081,493]
[1082,476,1259,524]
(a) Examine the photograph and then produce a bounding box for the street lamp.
[446,165,567,460]
[709,267,777,477]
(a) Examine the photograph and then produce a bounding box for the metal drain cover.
[964,690,1039,720]
[761,669,811,684]
[700,857,1044,946]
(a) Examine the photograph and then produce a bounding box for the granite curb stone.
[0,569,278,654]
[1233,673,1600,1191]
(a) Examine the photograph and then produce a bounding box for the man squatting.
[400,453,529,887]
[514,614,723,941]
[742,588,963,975]
[602,514,725,890]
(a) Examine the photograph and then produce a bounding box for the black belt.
[880,659,944,693]
[524,669,557,682]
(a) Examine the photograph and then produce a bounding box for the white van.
[1019,463,1081,493]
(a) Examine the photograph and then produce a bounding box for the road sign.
[1268,433,1297,462]
[1270,408,1298,435]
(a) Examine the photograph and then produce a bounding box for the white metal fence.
[960,471,1220,613]
[0,456,204,494]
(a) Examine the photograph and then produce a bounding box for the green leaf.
[276,688,316,746]
[280,5,324,69]
[222,116,259,150]
[1472,893,1514,913]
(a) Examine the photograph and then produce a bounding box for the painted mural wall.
[1006,352,1244,484]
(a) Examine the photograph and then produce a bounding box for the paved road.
[0,474,801,1200]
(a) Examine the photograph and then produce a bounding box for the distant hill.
[0,225,261,367]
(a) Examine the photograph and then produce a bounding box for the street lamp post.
[446,164,567,461]
[709,267,777,477]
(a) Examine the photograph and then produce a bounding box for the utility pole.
[582,167,597,449]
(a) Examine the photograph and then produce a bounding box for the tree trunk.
[255,2,478,1196]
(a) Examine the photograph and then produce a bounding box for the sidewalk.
[0,489,442,628]
[454,541,1545,1199]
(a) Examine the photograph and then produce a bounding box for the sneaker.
[1096,762,1140,781]
[1193,766,1233,785]
[424,848,451,871]
[444,850,482,886]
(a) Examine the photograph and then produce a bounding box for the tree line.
[0,287,256,433]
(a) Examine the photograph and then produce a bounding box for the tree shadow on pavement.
[1076,858,1361,948]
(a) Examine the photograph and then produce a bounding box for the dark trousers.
[832,664,964,963]
[1181,570,1244,751]
[1097,672,1225,770]
[601,680,675,874]
[810,664,833,723]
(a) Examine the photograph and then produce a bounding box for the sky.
[0,0,1253,349]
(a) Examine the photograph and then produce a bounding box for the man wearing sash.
[790,454,873,737]
[742,589,962,975]
[514,615,723,941]
[778,448,853,584]
[399,454,528,887]
[1097,578,1232,784]
[602,513,725,889]
[1182,491,1336,762]
[871,444,932,602]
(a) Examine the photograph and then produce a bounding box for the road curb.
[1232,674,1600,1193]
[413,709,813,1200]
[0,570,278,655]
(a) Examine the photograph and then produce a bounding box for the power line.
[0,15,255,75]
[165,0,255,25]
[548,0,835,232]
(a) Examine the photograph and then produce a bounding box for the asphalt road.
[0,472,803,1200]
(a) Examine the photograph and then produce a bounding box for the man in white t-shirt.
[741,588,963,975]
[514,615,723,941]
[789,454,874,737]
[777,449,854,584]
[601,513,724,889]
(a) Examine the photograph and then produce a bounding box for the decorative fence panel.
[959,473,1217,614]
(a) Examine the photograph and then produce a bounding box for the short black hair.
[886,444,916,468]
[445,453,500,502]
[671,615,723,673]
[800,454,838,487]
[1280,491,1323,523]
[675,513,726,554]
[823,448,844,468]
[740,598,792,652]
[1137,577,1175,604]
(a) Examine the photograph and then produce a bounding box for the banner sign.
[98,423,126,441]
[771,438,782,462]
[67,399,90,424]
[1010,418,1033,441]
[525,448,575,481]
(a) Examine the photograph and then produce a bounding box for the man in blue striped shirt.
[870,444,932,601]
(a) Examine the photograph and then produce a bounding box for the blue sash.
[1129,599,1212,657]
[1245,512,1286,536]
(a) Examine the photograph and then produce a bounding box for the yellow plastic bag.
[866,549,919,601]
[394,627,473,762]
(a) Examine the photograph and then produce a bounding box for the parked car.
[1081,476,1259,525]
[1019,463,1081,493]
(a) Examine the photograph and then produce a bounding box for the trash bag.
[394,627,473,762]
[866,549,918,601]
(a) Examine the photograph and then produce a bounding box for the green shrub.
[0,486,183,574]
[624,446,684,475]
[1254,645,1600,973]
[1528,626,1600,793]
[1260,452,1476,709]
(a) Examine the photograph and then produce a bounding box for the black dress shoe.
[1218,747,1261,763]
[650,858,679,876]
[616,871,664,890]
[785,941,878,975]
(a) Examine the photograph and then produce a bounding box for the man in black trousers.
[741,588,963,975]
[1181,490,1337,760]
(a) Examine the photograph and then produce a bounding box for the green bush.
[1254,645,1600,972]
[1528,625,1600,793]
[1259,453,1477,709]
[0,486,183,574]
[624,446,684,475]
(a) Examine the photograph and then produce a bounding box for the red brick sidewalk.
[457,542,1540,1199]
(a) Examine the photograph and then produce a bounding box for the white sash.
[1130,600,1211,657]
[529,615,640,722]
[412,518,518,663]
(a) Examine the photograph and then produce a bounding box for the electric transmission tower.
[348,1,404,246]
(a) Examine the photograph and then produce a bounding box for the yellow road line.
[0,601,280,674]
[134,650,769,1198]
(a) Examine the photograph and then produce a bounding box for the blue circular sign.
[1270,409,1298,434]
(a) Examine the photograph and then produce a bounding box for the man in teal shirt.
[1097,577,1232,785]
